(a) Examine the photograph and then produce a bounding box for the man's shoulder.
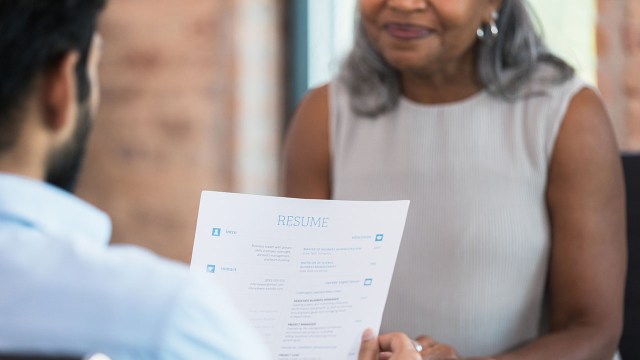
[98,244,271,359]
[74,241,204,319]
[1,229,270,359]
[3,233,185,332]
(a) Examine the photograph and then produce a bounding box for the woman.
[284,0,626,359]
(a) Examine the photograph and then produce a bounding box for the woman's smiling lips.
[383,23,433,40]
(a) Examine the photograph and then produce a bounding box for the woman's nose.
[387,0,428,12]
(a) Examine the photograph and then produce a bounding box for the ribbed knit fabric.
[330,69,594,357]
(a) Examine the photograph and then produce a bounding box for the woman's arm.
[416,88,626,360]
[494,88,626,359]
[282,85,332,199]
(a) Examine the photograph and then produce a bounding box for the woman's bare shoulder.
[282,84,332,199]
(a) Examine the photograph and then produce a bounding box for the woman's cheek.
[359,0,384,16]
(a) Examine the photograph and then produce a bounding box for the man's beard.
[45,102,93,193]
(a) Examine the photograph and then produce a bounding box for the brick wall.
[76,0,283,263]
[598,0,638,150]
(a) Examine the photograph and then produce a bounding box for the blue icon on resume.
[375,234,384,242]
[211,228,221,237]
[364,278,373,286]
[206,264,216,273]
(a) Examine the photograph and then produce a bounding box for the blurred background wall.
[76,0,637,264]
[598,0,640,149]
[76,0,283,263]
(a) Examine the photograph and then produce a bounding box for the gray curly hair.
[339,0,574,116]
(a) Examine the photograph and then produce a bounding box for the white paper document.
[190,191,409,360]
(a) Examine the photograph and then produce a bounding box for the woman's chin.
[386,57,431,74]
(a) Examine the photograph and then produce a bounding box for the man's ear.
[42,51,80,132]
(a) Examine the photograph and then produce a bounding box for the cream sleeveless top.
[330,70,595,357]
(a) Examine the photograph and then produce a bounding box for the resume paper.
[190,191,409,360]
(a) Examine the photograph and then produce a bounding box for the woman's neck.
[400,51,483,104]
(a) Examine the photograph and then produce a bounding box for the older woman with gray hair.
[284,0,625,359]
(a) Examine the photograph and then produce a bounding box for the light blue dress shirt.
[0,173,270,359]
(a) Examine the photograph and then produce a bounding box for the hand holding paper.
[190,192,409,360]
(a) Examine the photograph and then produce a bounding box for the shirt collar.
[0,173,112,246]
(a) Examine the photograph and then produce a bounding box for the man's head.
[0,0,106,191]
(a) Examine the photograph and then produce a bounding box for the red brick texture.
[598,0,640,150]
[76,0,256,263]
